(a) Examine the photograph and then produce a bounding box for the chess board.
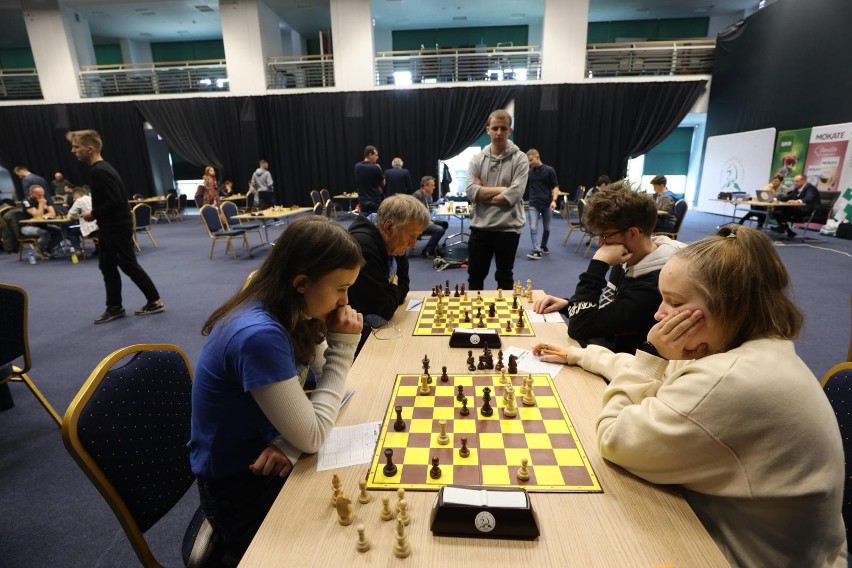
[413,294,535,337]
[366,373,601,493]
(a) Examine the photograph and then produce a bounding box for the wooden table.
[232,207,312,243]
[434,206,470,245]
[333,192,359,215]
[128,196,166,205]
[19,216,76,259]
[240,290,728,567]
[710,198,803,226]
[222,193,249,210]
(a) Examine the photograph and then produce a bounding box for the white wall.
[541,0,588,82]
[329,0,374,91]
[219,0,267,94]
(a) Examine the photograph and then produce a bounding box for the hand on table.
[326,305,363,335]
[250,444,293,477]
[593,243,632,266]
[533,294,567,314]
[532,342,580,365]
[646,310,708,360]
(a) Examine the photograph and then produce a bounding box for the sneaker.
[527,250,543,260]
[769,225,785,234]
[94,306,126,324]
[135,301,165,316]
[541,246,550,254]
[421,249,435,258]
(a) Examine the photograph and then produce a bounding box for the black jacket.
[347,215,410,322]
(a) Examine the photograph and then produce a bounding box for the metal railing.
[266,55,334,89]
[0,68,43,100]
[375,45,541,86]
[78,59,229,98]
[586,40,715,77]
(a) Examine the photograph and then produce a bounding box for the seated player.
[67,186,99,252]
[411,175,448,258]
[21,184,63,257]
[347,194,430,354]
[533,183,685,354]
[533,225,846,567]
[189,216,364,566]
[650,175,678,233]
[738,174,784,228]
[771,174,820,239]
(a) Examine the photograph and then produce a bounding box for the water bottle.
[70,246,79,264]
[28,251,36,265]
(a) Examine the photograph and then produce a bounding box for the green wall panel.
[393,25,528,51]
[0,48,36,69]
[151,40,225,62]
[643,127,694,175]
[94,44,123,66]
[588,18,708,43]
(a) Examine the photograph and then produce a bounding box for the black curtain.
[255,86,515,205]
[706,0,852,138]
[136,97,258,189]
[514,81,706,192]
[0,101,153,198]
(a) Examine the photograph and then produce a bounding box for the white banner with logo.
[697,128,776,216]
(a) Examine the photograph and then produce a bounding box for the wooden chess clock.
[449,328,502,349]
[429,485,539,540]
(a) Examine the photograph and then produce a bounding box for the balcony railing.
[266,55,334,89]
[78,59,229,98]
[0,68,43,100]
[586,40,715,77]
[375,45,541,86]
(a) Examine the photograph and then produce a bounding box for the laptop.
[754,189,775,203]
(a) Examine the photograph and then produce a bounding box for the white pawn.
[358,479,372,504]
[517,457,531,481]
[355,524,371,553]
[393,518,411,558]
[380,496,394,521]
[503,390,518,418]
[330,473,342,507]
[397,498,410,526]
[396,488,406,514]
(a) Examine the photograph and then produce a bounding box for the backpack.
[432,256,466,271]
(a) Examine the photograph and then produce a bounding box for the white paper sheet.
[316,422,382,471]
[525,309,565,324]
[502,346,564,380]
[406,299,424,312]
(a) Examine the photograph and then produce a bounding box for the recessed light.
[510,13,525,18]
[452,16,467,21]
[195,5,215,12]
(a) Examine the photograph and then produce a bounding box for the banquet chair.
[654,199,688,240]
[62,344,213,568]
[309,190,322,209]
[312,202,323,215]
[221,201,266,246]
[562,199,594,256]
[132,204,158,251]
[793,190,840,240]
[563,186,585,221]
[200,204,250,259]
[0,283,62,425]
[320,189,340,219]
[821,361,852,547]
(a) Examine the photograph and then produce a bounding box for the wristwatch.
[637,341,666,360]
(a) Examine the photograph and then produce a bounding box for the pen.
[540,348,567,358]
[410,300,423,310]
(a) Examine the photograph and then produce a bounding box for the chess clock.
[449,328,501,349]
[430,485,539,540]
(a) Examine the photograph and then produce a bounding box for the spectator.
[202,166,220,207]
[14,166,50,198]
[411,175,448,258]
[354,145,384,216]
[52,172,74,205]
[650,175,678,233]
[384,157,413,196]
[525,149,560,260]
[251,160,275,210]
[584,174,611,201]
[465,109,528,290]
[534,183,686,354]
[220,180,235,197]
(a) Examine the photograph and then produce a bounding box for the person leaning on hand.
[532,225,846,568]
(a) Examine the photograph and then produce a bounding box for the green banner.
[771,128,811,186]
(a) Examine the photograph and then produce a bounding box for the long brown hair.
[202,216,364,364]
[676,225,802,350]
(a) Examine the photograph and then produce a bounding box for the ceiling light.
[452,16,467,21]
[636,7,651,12]
[195,5,215,12]
[510,13,525,18]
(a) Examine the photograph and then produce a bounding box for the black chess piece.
[508,354,518,374]
[460,283,466,295]
[480,387,493,417]
[456,385,465,402]
[463,309,471,323]
[431,286,438,297]
[512,295,518,309]
[383,448,397,477]
[460,397,470,416]
[459,436,470,458]
[478,317,486,328]
[430,456,442,479]
[488,303,496,318]
[440,366,449,382]
[477,306,483,318]
[393,405,406,432]
[454,284,460,297]
[495,350,504,372]
[477,358,486,370]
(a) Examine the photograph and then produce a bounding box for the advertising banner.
[770,128,811,186]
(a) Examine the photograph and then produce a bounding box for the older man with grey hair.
[384,156,413,197]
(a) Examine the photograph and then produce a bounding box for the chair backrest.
[821,361,852,546]
[312,202,323,215]
[199,204,224,234]
[220,200,238,227]
[323,198,334,219]
[132,193,143,200]
[672,199,689,231]
[0,283,30,375]
[320,188,331,202]
[62,344,195,568]
[813,191,841,224]
[570,186,585,205]
[310,190,322,207]
[166,192,177,209]
[132,203,152,230]
[576,199,587,229]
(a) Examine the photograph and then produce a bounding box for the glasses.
[594,228,629,244]
[371,324,402,341]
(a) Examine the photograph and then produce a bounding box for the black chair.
[0,282,62,425]
[220,201,266,246]
[562,199,593,256]
[199,204,250,259]
[654,199,689,240]
[821,361,852,548]
[61,344,213,567]
[320,189,340,219]
[178,193,188,217]
[793,190,840,240]
[132,204,158,251]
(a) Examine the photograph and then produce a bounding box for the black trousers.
[197,471,287,567]
[467,227,520,291]
[257,191,273,209]
[98,227,160,308]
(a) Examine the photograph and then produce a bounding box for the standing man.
[465,109,528,291]
[411,176,448,258]
[525,149,560,260]
[384,157,413,197]
[772,174,820,239]
[67,130,164,324]
[251,160,274,210]
[354,145,384,216]
[14,166,50,198]
[650,175,678,233]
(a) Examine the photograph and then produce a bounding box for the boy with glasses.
[533,183,686,354]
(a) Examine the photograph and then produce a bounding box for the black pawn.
[488,303,496,318]
[454,284,460,297]
[383,448,397,477]
[463,309,470,323]
[456,385,465,402]
[440,366,449,382]
[430,456,442,479]
[460,396,469,416]
[431,286,438,297]
[478,317,486,328]
[459,437,470,458]
[480,387,493,417]
[393,405,406,432]
[495,350,504,372]
[467,355,476,372]
[477,306,483,318]
[512,295,518,309]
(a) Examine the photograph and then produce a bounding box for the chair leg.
[146,229,158,248]
[563,227,575,246]
[574,233,584,253]
[9,368,61,425]
[133,234,142,252]
[243,234,252,258]
[584,237,594,257]
[209,239,216,259]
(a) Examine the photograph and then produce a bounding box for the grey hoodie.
[251,167,273,192]
[465,139,528,233]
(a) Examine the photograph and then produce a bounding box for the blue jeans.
[422,221,448,253]
[528,206,552,250]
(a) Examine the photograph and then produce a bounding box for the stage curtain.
[0,101,154,198]
[513,81,706,192]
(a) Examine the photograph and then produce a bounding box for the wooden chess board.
[366,373,601,493]
[413,294,535,337]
